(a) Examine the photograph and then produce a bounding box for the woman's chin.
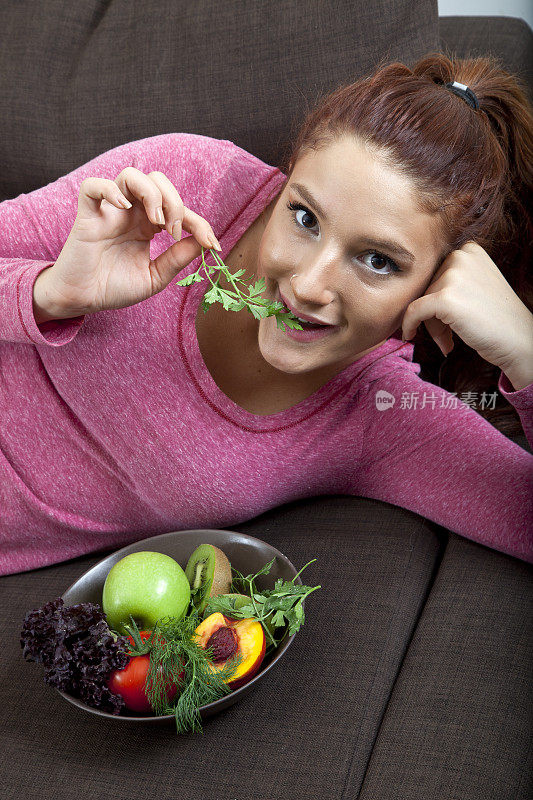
[257,342,299,373]
[257,318,318,373]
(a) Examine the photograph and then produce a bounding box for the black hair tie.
[444,81,480,111]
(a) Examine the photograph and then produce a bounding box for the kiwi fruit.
[185,544,233,614]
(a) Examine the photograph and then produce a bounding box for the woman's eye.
[287,201,318,233]
[359,252,400,275]
[286,200,401,275]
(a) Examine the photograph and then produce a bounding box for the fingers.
[148,235,206,295]
[180,206,221,250]
[150,171,222,251]
[402,291,454,355]
[423,317,454,356]
[115,167,221,250]
[78,177,133,216]
[145,170,185,238]
[78,168,222,251]
[402,294,436,341]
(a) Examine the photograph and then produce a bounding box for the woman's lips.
[275,286,340,341]
[282,322,339,342]
[278,289,337,327]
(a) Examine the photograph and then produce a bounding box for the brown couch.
[1,3,531,798]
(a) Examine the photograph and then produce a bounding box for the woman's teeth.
[293,316,326,328]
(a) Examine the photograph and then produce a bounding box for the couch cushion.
[1,496,442,800]
[0,0,439,201]
[359,533,533,800]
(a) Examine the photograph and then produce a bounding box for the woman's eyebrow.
[357,236,416,265]
[290,182,416,265]
[291,182,329,221]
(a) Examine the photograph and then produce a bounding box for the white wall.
[438,0,533,29]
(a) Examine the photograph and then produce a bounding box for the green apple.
[102,551,191,634]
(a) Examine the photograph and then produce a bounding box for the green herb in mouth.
[175,246,304,332]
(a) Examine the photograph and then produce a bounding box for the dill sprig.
[123,614,244,735]
[175,246,304,332]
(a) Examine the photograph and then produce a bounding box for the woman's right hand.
[34,167,221,318]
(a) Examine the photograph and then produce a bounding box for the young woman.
[0,53,531,575]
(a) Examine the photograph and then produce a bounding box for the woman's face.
[255,134,446,379]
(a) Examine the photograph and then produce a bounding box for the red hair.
[280,52,533,436]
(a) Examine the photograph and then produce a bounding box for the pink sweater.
[0,133,532,576]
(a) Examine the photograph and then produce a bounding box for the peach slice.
[194,612,266,689]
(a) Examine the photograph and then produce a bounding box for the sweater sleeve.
[0,132,231,346]
[0,139,147,345]
[351,366,533,564]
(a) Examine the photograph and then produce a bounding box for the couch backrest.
[0,0,439,201]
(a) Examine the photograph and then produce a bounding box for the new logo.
[375,390,395,411]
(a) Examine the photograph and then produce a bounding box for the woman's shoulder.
[128,131,235,164]
[129,132,282,186]
[122,132,285,220]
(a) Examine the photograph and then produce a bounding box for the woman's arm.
[0,139,143,346]
[351,367,533,565]
[498,370,533,445]
[0,132,221,346]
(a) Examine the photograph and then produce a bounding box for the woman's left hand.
[401,241,533,386]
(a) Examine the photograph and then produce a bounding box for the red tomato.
[107,630,183,713]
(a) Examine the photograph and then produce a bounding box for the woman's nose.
[291,264,337,306]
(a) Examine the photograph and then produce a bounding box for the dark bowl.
[58,528,302,726]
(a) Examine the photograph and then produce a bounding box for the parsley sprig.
[175,247,304,332]
[203,558,321,655]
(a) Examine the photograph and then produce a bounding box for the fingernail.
[155,207,165,225]
[209,235,222,251]
[172,221,182,241]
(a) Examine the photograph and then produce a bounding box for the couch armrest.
[439,15,533,99]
